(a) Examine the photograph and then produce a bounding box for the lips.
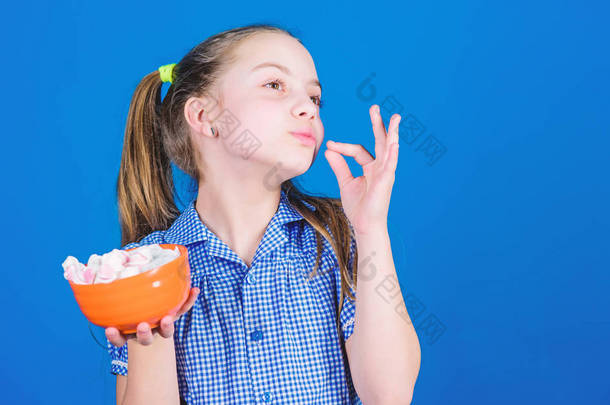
[290,131,314,139]
[290,131,316,147]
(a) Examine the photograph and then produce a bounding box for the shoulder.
[120,230,166,251]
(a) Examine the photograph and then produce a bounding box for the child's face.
[197,32,325,184]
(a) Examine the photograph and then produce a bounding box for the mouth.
[290,131,316,147]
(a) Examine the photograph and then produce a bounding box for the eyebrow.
[250,62,322,92]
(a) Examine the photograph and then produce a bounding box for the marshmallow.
[62,244,181,285]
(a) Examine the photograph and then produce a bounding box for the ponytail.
[116,71,180,247]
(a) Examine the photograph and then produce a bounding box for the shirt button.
[250,329,263,341]
[246,273,257,284]
[261,391,272,402]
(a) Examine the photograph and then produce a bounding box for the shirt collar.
[164,188,316,247]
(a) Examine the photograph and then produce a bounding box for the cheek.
[248,111,284,144]
[251,104,291,141]
[314,120,324,144]
[222,99,276,140]
[316,120,324,137]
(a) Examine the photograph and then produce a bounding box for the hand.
[324,104,400,235]
[105,287,200,346]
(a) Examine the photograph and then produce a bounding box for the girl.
[105,24,420,405]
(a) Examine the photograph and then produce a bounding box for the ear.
[184,96,218,138]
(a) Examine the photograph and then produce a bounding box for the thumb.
[324,149,354,189]
[177,287,200,316]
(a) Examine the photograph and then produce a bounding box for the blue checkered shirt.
[107,189,361,404]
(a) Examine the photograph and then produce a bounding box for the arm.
[121,333,180,405]
[325,104,418,403]
[346,227,421,405]
[116,375,127,405]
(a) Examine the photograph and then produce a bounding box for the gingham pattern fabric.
[107,189,361,404]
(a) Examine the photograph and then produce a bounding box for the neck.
[194,180,282,267]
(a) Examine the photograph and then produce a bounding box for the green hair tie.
[158,63,177,84]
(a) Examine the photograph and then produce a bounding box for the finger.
[370,104,388,157]
[388,114,400,145]
[177,287,200,317]
[105,327,126,347]
[370,105,387,158]
[136,322,154,345]
[384,142,399,173]
[324,149,354,189]
[326,141,375,166]
[384,114,401,164]
[190,287,200,301]
[187,287,200,307]
[158,315,175,338]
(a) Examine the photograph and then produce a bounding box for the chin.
[284,157,312,176]
[262,156,310,190]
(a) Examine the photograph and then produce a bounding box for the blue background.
[1,0,607,403]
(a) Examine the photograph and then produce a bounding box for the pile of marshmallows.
[62,244,180,285]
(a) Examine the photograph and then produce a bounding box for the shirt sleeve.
[106,241,141,376]
[108,339,129,376]
[339,233,358,342]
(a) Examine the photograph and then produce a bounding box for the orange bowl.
[68,244,191,334]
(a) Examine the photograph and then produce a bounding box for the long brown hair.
[116,23,357,341]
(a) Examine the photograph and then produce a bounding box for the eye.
[264,78,287,92]
[311,95,324,108]
[264,78,324,109]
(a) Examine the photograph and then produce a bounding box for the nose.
[291,92,317,120]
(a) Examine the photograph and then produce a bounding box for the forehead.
[229,32,317,77]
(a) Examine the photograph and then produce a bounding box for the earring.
[211,127,216,136]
